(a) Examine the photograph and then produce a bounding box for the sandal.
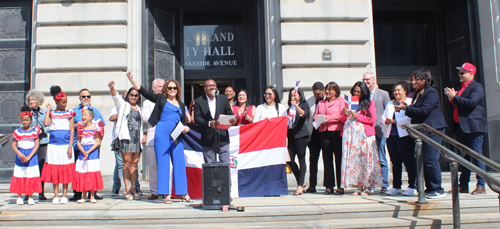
[164,195,172,204]
[352,190,362,196]
[181,195,194,203]
[324,188,333,195]
[334,188,344,195]
[361,190,371,196]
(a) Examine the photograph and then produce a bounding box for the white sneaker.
[59,197,68,204]
[427,192,446,199]
[27,198,35,205]
[386,188,402,196]
[52,197,60,204]
[16,198,24,205]
[403,188,417,196]
[77,199,87,204]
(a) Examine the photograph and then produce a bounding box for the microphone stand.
[213,90,220,163]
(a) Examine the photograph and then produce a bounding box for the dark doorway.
[144,0,266,107]
[372,0,484,167]
[0,0,32,182]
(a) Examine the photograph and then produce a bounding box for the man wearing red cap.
[444,62,488,195]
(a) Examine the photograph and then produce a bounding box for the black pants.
[387,135,417,189]
[37,144,47,193]
[307,130,322,188]
[288,133,309,187]
[319,131,342,189]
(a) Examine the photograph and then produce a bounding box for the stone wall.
[280,0,376,93]
[33,0,143,178]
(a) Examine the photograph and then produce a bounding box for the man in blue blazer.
[445,62,488,195]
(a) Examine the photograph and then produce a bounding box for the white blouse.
[253,103,287,123]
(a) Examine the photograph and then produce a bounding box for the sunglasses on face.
[167,87,178,91]
[129,94,139,98]
[458,72,467,76]
[80,95,91,99]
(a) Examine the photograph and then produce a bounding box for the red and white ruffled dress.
[73,124,104,192]
[41,110,76,184]
[10,126,43,195]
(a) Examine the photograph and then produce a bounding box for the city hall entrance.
[144,0,267,106]
[372,0,485,165]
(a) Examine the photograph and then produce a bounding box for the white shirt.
[253,103,287,123]
[141,99,156,146]
[109,106,118,140]
[207,95,216,120]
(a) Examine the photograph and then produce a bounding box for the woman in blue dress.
[126,71,193,204]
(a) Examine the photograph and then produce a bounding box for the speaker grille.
[202,163,230,209]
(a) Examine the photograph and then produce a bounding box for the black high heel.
[181,195,194,202]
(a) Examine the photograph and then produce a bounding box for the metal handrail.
[403,123,500,229]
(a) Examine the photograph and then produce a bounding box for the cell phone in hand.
[394,101,401,106]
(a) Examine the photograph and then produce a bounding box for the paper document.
[170,121,185,142]
[218,114,236,125]
[312,115,326,130]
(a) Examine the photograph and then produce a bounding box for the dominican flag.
[177,117,289,199]
[345,95,359,110]
[293,80,300,95]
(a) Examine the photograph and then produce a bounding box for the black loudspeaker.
[202,163,231,210]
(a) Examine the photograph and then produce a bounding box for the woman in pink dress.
[232,89,256,125]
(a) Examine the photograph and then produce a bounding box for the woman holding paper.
[313,82,345,195]
[108,82,143,200]
[286,88,310,195]
[381,80,417,196]
[340,81,382,196]
[126,71,193,204]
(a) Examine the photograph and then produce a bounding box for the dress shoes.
[69,193,82,201]
[305,187,316,193]
[459,187,469,193]
[471,187,486,195]
[148,194,159,200]
[39,193,47,200]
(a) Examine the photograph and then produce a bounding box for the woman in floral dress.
[340,81,382,196]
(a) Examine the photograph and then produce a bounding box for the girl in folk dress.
[74,109,104,203]
[41,85,76,204]
[10,105,42,205]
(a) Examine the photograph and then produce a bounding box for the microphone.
[213,90,218,97]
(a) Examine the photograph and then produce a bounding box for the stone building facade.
[0,0,499,185]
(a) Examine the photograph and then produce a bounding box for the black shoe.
[111,189,119,196]
[136,188,144,196]
[380,187,388,193]
[92,193,103,200]
[70,194,82,201]
[39,193,47,200]
[305,187,316,193]
[24,195,29,201]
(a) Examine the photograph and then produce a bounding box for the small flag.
[293,80,300,95]
[345,95,359,110]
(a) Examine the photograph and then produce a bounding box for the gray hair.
[363,72,375,79]
[25,89,44,107]
[152,78,165,87]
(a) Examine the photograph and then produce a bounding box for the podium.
[202,163,231,210]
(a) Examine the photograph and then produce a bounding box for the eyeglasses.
[80,95,91,99]
[458,72,467,76]
[167,87,178,91]
[362,78,372,82]
[264,93,273,97]
[129,94,139,98]
[205,84,216,88]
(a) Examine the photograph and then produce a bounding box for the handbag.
[110,100,127,152]
[111,138,120,151]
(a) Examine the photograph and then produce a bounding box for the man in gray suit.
[363,72,391,192]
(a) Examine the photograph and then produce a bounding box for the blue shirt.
[72,104,106,149]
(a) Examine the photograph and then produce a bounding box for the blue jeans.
[456,125,486,189]
[113,151,140,191]
[376,137,389,188]
[422,128,445,194]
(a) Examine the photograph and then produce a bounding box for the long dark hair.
[350,81,371,117]
[263,86,280,116]
[124,87,141,104]
[237,89,252,107]
[414,69,434,90]
[287,88,306,112]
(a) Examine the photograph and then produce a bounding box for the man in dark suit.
[194,79,236,163]
[445,62,488,195]
[363,72,391,192]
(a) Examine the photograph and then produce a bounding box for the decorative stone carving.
[155,50,174,81]
[0,92,24,124]
[0,8,27,39]
[0,50,25,81]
